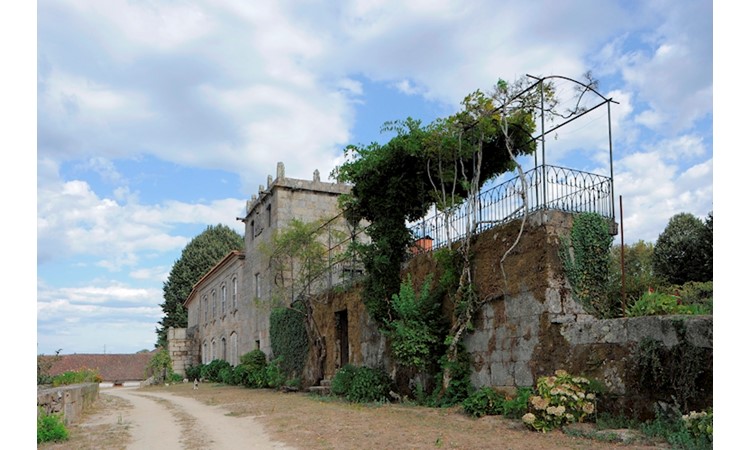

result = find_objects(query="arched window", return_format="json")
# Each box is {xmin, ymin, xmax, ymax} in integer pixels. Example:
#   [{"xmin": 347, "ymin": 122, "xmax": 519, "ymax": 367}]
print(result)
[
  {"xmin": 232, "ymin": 276, "xmax": 238, "ymax": 310},
  {"xmin": 221, "ymin": 337, "xmax": 227, "ymax": 361},
  {"xmin": 212, "ymin": 290, "xmax": 216, "ymax": 318},
  {"xmin": 211, "ymin": 339, "xmax": 216, "ymax": 361},
  {"xmin": 202, "ymin": 341, "xmax": 208, "ymax": 364},
  {"xmin": 221, "ymin": 284, "xmax": 227, "ymax": 316},
  {"xmin": 203, "ymin": 296, "xmax": 208, "ymax": 323},
  {"xmin": 230, "ymin": 332, "xmax": 238, "ymax": 366}
]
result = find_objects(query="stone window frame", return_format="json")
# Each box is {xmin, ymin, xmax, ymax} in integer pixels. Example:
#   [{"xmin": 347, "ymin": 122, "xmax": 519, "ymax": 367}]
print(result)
[
  {"xmin": 211, "ymin": 289, "xmax": 217, "ymax": 320},
  {"xmin": 221, "ymin": 283, "xmax": 227, "ymax": 317},
  {"xmin": 232, "ymin": 276, "xmax": 238, "ymax": 311},
  {"xmin": 203, "ymin": 295, "xmax": 208, "ymax": 324},
  {"xmin": 255, "ymin": 272, "xmax": 261, "ymax": 299}
]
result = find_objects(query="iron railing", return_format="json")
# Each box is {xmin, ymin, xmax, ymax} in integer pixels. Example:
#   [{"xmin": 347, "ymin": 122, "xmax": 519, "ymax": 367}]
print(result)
[{"xmin": 409, "ymin": 164, "xmax": 613, "ymax": 251}]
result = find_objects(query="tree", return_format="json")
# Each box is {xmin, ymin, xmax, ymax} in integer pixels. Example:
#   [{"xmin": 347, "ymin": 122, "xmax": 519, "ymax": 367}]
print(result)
[
  {"xmin": 653, "ymin": 212, "xmax": 712, "ymax": 285},
  {"xmin": 607, "ymin": 240, "xmax": 668, "ymax": 313},
  {"xmin": 261, "ymin": 218, "xmax": 342, "ymax": 384},
  {"xmin": 157, "ymin": 224, "xmax": 244, "ymax": 347}
]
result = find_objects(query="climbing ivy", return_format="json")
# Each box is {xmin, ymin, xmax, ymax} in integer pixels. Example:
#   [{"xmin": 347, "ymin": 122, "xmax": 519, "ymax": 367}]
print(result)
[
  {"xmin": 269, "ymin": 302, "xmax": 309, "ymax": 379},
  {"xmin": 560, "ymin": 212, "xmax": 615, "ymax": 317}
]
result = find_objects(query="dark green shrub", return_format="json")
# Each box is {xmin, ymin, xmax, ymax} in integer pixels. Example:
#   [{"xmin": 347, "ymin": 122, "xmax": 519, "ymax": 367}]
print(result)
[
  {"xmin": 676, "ymin": 281, "xmax": 712, "ymax": 312},
  {"xmin": 346, "ymin": 366, "xmax": 393, "ymax": 403},
  {"xmin": 185, "ymin": 364, "xmax": 203, "ymax": 381},
  {"xmin": 219, "ymin": 367, "xmax": 233, "ymax": 385},
  {"xmin": 265, "ymin": 357, "xmax": 286, "ymax": 389},
  {"xmin": 502, "ymin": 387, "xmax": 532, "ymax": 419},
  {"xmin": 37, "ymin": 408, "xmax": 69, "ymax": 443},
  {"xmin": 269, "ymin": 304, "xmax": 309, "ymax": 379},
  {"xmin": 240, "ymin": 350, "xmax": 268, "ymax": 388},
  {"xmin": 431, "ymin": 346, "xmax": 473, "ymax": 407},
  {"xmin": 330, "ymin": 364, "xmax": 358, "ymax": 396},
  {"xmin": 462, "ymin": 387, "xmax": 504, "ymax": 417},
  {"xmin": 200, "ymin": 359, "xmax": 231, "ymax": 382},
  {"xmin": 231, "ymin": 365, "xmax": 250, "ymax": 386}
]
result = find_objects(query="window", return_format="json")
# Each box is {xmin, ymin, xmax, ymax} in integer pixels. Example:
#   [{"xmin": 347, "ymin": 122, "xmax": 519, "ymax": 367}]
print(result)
[
  {"xmin": 230, "ymin": 332, "xmax": 238, "ymax": 366},
  {"xmin": 212, "ymin": 290, "xmax": 216, "ymax": 318},
  {"xmin": 250, "ymin": 220, "xmax": 255, "ymax": 239},
  {"xmin": 255, "ymin": 273, "xmax": 261, "ymax": 298},
  {"xmin": 266, "ymin": 203, "xmax": 272, "ymax": 227},
  {"xmin": 232, "ymin": 276, "xmax": 238, "ymax": 309},
  {"xmin": 221, "ymin": 337, "xmax": 227, "ymax": 361},
  {"xmin": 221, "ymin": 284, "xmax": 227, "ymax": 316},
  {"xmin": 203, "ymin": 296, "xmax": 208, "ymax": 322},
  {"xmin": 202, "ymin": 341, "xmax": 208, "ymax": 364}
]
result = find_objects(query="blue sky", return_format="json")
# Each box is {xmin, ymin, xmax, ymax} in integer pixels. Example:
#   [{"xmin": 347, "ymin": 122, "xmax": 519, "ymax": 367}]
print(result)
[{"xmin": 25, "ymin": 1, "xmax": 722, "ymax": 356}]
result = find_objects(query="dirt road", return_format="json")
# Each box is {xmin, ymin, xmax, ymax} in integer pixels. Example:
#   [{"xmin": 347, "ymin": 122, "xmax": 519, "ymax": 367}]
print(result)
[{"xmin": 101, "ymin": 387, "xmax": 294, "ymax": 450}]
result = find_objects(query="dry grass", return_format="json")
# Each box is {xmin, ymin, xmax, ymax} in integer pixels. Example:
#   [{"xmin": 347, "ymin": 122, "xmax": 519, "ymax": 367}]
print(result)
[
  {"xmin": 40, "ymin": 383, "xmax": 667, "ymax": 449},
  {"xmin": 151, "ymin": 383, "xmax": 665, "ymax": 450}
]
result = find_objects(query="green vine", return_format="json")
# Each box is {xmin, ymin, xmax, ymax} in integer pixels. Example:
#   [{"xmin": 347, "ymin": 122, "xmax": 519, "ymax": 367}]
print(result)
[
  {"xmin": 636, "ymin": 319, "xmax": 712, "ymax": 412},
  {"xmin": 269, "ymin": 302, "xmax": 309, "ymax": 379},
  {"xmin": 560, "ymin": 212, "xmax": 615, "ymax": 317}
]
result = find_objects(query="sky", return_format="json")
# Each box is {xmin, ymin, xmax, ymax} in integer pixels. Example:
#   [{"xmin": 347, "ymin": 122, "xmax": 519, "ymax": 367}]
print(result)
[{"xmin": 22, "ymin": 0, "xmax": 723, "ymax": 358}]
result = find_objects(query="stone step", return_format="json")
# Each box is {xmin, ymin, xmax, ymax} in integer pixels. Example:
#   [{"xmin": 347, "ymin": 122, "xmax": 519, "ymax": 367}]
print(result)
[{"xmin": 307, "ymin": 385, "xmax": 331, "ymax": 395}]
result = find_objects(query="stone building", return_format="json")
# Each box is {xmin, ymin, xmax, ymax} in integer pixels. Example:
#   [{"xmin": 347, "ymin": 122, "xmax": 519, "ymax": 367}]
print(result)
[{"xmin": 172, "ymin": 162, "xmax": 353, "ymax": 372}]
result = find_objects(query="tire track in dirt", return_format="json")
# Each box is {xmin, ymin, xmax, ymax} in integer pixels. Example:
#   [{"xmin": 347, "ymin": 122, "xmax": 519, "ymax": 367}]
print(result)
[{"xmin": 103, "ymin": 387, "xmax": 294, "ymax": 450}]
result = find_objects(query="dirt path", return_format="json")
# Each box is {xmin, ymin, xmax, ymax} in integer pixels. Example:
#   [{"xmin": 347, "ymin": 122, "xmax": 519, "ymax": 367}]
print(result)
[{"xmin": 102, "ymin": 387, "xmax": 294, "ymax": 450}]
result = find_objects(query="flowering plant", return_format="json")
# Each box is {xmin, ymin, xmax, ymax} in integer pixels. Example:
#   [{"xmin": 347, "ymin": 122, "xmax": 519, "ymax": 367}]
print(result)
[
  {"xmin": 682, "ymin": 408, "xmax": 712, "ymax": 442},
  {"xmin": 522, "ymin": 370, "xmax": 596, "ymax": 432}
]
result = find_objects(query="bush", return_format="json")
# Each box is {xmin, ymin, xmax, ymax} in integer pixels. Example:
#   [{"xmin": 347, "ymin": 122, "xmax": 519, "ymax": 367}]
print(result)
[
  {"xmin": 462, "ymin": 387, "xmax": 504, "ymax": 417},
  {"xmin": 51, "ymin": 368, "xmax": 102, "ymax": 386},
  {"xmin": 240, "ymin": 350, "xmax": 268, "ymax": 388},
  {"xmin": 346, "ymin": 366, "xmax": 393, "ymax": 403},
  {"xmin": 219, "ymin": 367, "xmax": 234, "ymax": 385},
  {"xmin": 502, "ymin": 387, "xmax": 532, "ymax": 419},
  {"xmin": 627, "ymin": 291, "xmax": 710, "ymax": 317},
  {"xmin": 330, "ymin": 364, "xmax": 358, "ymax": 396},
  {"xmin": 265, "ymin": 357, "xmax": 286, "ymax": 389},
  {"xmin": 641, "ymin": 408, "xmax": 713, "ymax": 450},
  {"xmin": 37, "ymin": 408, "xmax": 69, "ymax": 443},
  {"xmin": 185, "ymin": 364, "xmax": 203, "ymax": 381},
  {"xmin": 522, "ymin": 370, "xmax": 596, "ymax": 432},
  {"xmin": 200, "ymin": 359, "xmax": 231, "ymax": 382}
]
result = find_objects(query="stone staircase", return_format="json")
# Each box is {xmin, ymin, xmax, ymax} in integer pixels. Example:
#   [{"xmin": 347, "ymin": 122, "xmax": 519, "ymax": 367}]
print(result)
[{"xmin": 307, "ymin": 378, "xmax": 331, "ymax": 396}]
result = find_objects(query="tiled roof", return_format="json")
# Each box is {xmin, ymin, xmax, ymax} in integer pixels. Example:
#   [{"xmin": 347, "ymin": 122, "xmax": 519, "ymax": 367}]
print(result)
[{"xmin": 41, "ymin": 352, "xmax": 156, "ymax": 382}]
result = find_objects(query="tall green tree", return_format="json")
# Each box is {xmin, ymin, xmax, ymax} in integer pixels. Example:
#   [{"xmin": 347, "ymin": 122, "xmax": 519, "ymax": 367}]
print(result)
[
  {"xmin": 653, "ymin": 212, "xmax": 712, "ymax": 285},
  {"xmin": 157, "ymin": 224, "xmax": 244, "ymax": 347}
]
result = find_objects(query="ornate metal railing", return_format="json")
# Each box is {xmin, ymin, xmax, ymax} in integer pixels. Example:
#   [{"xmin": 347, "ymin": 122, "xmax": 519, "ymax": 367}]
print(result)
[{"xmin": 409, "ymin": 165, "xmax": 613, "ymax": 251}]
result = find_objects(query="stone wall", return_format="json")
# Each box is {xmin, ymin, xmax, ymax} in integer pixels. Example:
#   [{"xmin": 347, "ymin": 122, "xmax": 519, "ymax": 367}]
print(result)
[
  {"xmin": 168, "ymin": 327, "xmax": 195, "ymax": 377},
  {"xmin": 311, "ymin": 210, "xmax": 712, "ymax": 418},
  {"xmin": 37, "ymin": 383, "xmax": 99, "ymax": 425}
]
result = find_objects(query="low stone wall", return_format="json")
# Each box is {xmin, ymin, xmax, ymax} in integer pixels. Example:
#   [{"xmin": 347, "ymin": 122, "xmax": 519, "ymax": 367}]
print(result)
[{"xmin": 37, "ymin": 383, "xmax": 99, "ymax": 425}]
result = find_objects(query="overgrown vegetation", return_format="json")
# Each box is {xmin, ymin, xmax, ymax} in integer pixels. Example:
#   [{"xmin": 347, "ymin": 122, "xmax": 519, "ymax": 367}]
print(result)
[
  {"xmin": 522, "ymin": 370, "xmax": 597, "ymax": 433},
  {"xmin": 329, "ymin": 364, "xmax": 394, "ymax": 403},
  {"xmin": 560, "ymin": 212, "xmax": 615, "ymax": 317},
  {"xmin": 636, "ymin": 320, "xmax": 712, "ymax": 412},
  {"xmin": 51, "ymin": 368, "xmax": 102, "ymax": 386},
  {"xmin": 37, "ymin": 408, "xmax": 69, "ymax": 444},
  {"xmin": 269, "ymin": 302, "xmax": 309, "ymax": 381},
  {"xmin": 461, "ymin": 386, "xmax": 532, "ymax": 419},
  {"xmin": 145, "ymin": 347, "xmax": 174, "ymax": 384},
  {"xmin": 385, "ymin": 275, "xmax": 442, "ymax": 372},
  {"xmin": 640, "ymin": 408, "xmax": 713, "ymax": 450}
]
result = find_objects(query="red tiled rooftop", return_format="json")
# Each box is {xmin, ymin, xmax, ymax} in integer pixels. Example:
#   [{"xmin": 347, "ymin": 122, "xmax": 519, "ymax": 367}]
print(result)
[{"xmin": 41, "ymin": 352, "xmax": 156, "ymax": 382}]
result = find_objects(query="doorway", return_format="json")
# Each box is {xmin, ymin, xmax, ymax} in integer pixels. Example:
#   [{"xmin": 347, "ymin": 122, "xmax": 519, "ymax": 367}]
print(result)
[{"xmin": 334, "ymin": 309, "xmax": 349, "ymax": 367}]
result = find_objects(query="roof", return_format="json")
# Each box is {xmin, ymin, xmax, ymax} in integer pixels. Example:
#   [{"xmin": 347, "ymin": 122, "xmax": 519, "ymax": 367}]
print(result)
[
  {"xmin": 41, "ymin": 352, "xmax": 156, "ymax": 382},
  {"xmin": 184, "ymin": 250, "xmax": 245, "ymax": 307}
]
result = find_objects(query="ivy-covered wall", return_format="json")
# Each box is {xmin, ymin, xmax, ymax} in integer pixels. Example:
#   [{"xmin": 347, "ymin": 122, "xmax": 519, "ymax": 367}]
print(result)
[{"xmin": 307, "ymin": 210, "xmax": 712, "ymax": 418}]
